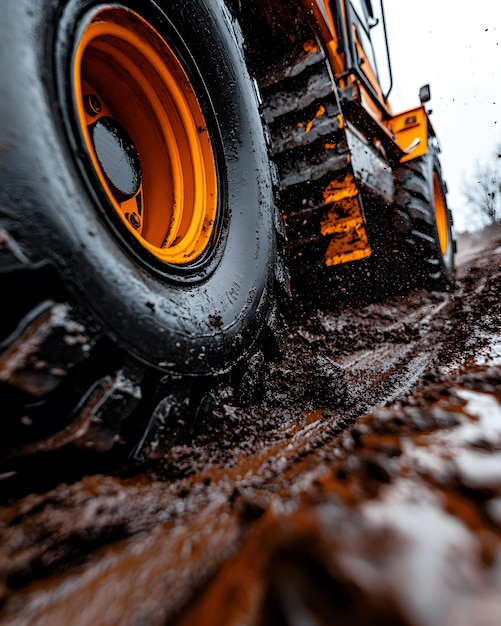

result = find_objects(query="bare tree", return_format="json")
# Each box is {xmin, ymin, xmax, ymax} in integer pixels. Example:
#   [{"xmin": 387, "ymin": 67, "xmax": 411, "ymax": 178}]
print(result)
[{"xmin": 463, "ymin": 145, "xmax": 501, "ymax": 225}]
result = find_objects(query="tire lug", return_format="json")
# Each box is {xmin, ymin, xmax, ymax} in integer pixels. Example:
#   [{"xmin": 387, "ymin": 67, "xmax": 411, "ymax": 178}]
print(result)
[{"xmin": 84, "ymin": 94, "xmax": 102, "ymax": 117}]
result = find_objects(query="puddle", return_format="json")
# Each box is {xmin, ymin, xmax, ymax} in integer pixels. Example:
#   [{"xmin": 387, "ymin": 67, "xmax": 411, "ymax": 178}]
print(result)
[
  {"xmin": 359, "ymin": 481, "xmax": 493, "ymax": 626},
  {"xmin": 475, "ymin": 333, "xmax": 501, "ymax": 366},
  {"xmin": 456, "ymin": 389, "xmax": 501, "ymax": 439}
]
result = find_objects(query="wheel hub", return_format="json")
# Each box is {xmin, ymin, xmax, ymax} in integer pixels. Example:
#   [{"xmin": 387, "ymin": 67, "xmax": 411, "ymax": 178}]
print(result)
[
  {"xmin": 90, "ymin": 116, "xmax": 142, "ymax": 203},
  {"xmin": 73, "ymin": 7, "xmax": 219, "ymax": 265}
]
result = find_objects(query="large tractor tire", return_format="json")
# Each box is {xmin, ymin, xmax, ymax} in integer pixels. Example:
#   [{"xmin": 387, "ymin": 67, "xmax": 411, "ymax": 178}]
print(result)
[
  {"xmin": 0, "ymin": 0, "xmax": 282, "ymax": 459},
  {"xmin": 394, "ymin": 139, "xmax": 456, "ymax": 290}
]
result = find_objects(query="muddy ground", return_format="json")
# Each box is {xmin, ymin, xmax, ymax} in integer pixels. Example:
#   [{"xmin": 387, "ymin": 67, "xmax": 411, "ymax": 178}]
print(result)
[{"xmin": 0, "ymin": 226, "xmax": 500, "ymax": 625}]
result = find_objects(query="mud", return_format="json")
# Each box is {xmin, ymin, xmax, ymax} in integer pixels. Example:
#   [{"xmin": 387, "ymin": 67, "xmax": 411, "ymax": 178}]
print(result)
[{"xmin": 0, "ymin": 226, "xmax": 500, "ymax": 625}]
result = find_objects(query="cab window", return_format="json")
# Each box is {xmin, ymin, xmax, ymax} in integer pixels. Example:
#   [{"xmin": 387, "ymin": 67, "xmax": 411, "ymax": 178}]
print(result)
[{"xmin": 349, "ymin": 0, "xmax": 379, "ymax": 81}]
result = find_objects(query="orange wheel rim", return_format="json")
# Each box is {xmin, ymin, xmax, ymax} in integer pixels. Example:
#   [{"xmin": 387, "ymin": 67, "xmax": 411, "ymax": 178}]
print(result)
[
  {"xmin": 433, "ymin": 173, "xmax": 449, "ymax": 255},
  {"xmin": 73, "ymin": 8, "xmax": 218, "ymax": 264}
]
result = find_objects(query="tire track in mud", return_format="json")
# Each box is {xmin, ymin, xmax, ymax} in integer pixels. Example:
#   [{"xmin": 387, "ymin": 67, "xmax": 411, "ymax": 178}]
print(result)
[
  {"xmin": 0, "ymin": 228, "xmax": 500, "ymax": 625},
  {"xmin": 177, "ymin": 365, "xmax": 501, "ymax": 626}
]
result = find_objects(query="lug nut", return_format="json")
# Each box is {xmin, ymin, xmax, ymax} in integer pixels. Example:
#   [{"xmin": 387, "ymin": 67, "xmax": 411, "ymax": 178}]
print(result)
[
  {"xmin": 126, "ymin": 212, "xmax": 141, "ymax": 230},
  {"xmin": 84, "ymin": 94, "xmax": 102, "ymax": 116}
]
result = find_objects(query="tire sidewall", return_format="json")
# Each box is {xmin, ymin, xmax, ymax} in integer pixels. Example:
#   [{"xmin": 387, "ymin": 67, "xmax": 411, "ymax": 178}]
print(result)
[{"xmin": 0, "ymin": 0, "xmax": 276, "ymax": 375}]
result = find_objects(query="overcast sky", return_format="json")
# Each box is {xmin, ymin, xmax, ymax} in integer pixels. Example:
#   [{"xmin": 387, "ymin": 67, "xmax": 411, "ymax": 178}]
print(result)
[{"xmin": 382, "ymin": 1, "xmax": 501, "ymax": 232}]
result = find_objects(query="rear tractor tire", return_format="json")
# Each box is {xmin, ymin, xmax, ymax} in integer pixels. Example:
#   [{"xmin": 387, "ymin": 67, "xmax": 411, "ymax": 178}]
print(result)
[
  {"xmin": 394, "ymin": 139, "xmax": 456, "ymax": 290},
  {"xmin": 0, "ymin": 0, "xmax": 282, "ymax": 460}
]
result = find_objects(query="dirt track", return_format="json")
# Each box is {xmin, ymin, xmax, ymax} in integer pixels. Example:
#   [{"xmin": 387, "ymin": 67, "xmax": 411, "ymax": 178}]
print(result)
[{"xmin": 1, "ymin": 227, "xmax": 500, "ymax": 625}]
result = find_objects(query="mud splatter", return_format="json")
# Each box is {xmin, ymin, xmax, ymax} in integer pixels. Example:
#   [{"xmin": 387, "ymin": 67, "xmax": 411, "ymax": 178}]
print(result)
[{"xmin": 0, "ymin": 227, "xmax": 500, "ymax": 625}]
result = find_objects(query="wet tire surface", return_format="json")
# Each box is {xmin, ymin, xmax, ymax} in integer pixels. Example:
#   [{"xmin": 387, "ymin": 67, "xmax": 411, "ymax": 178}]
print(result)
[{"xmin": 1, "ymin": 227, "xmax": 500, "ymax": 625}]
